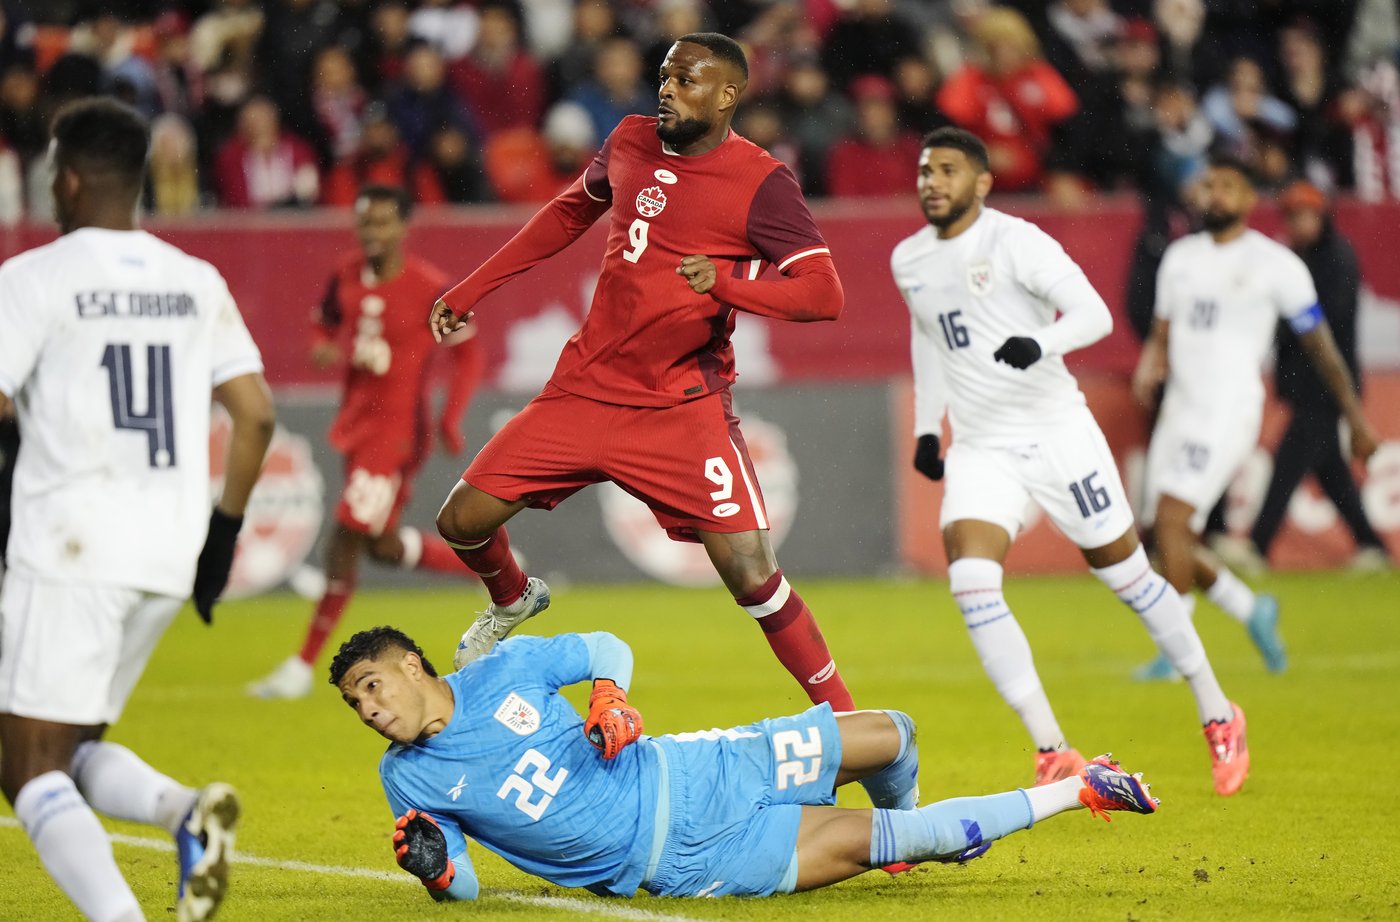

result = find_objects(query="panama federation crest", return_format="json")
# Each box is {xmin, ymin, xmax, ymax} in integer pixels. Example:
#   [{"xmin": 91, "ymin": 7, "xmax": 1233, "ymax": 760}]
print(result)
[
  {"xmin": 967, "ymin": 260, "xmax": 993, "ymax": 296},
  {"xmin": 494, "ymin": 692, "xmax": 541, "ymax": 736},
  {"xmin": 635, "ymin": 185, "xmax": 667, "ymax": 217}
]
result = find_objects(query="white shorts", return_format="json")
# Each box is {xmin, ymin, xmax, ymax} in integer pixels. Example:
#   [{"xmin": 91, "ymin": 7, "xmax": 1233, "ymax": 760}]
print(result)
[
  {"xmin": 941, "ymin": 414, "xmax": 1136, "ymax": 550},
  {"xmin": 1144, "ymin": 406, "xmax": 1261, "ymax": 533},
  {"xmin": 0, "ymin": 570, "xmax": 183, "ymax": 725}
]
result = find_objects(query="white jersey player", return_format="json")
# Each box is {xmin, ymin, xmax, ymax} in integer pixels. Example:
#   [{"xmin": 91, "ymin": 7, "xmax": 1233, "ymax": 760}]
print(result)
[
  {"xmin": 1132, "ymin": 154, "xmax": 1378, "ymax": 678},
  {"xmin": 893, "ymin": 128, "xmax": 1248, "ymax": 797},
  {"xmin": 0, "ymin": 99, "xmax": 274, "ymax": 922}
]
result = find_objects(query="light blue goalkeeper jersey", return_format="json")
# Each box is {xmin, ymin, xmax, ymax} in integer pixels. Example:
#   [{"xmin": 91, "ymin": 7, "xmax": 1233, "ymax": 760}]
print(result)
[{"xmin": 378, "ymin": 633, "xmax": 659, "ymax": 898}]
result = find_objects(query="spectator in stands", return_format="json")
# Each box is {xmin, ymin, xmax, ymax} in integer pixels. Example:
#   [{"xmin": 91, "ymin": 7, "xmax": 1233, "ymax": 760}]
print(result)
[
  {"xmin": 254, "ymin": 0, "xmax": 349, "ymax": 145},
  {"xmin": 483, "ymin": 100, "xmax": 595, "ymax": 203},
  {"xmin": 825, "ymin": 75, "xmax": 923, "ymax": 197},
  {"xmin": 821, "ymin": 0, "xmax": 922, "ymax": 90},
  {"xmin": 0, "ymin": 64, "xmax": 45, "ymax": 164},
  {"xmin": 1237, "ymin": 181, "xmax": 1392, "ymax": 572},
  {"xmin": 0, "ymin": 6, "xmax": 35, "ymax": 77},
  {"xmin": 69, "ymin": 13, "xmax": 159, "ymax": 117},
  {"xmin": 150, "ymin": 10, "xmax": 202, "ymax": 122},
  {"xmin": 735, "ymin": 101, "xmax": 801, "ymax": 179},
  {"xmin": 213, "ymin": 95, "xmax": 320, "ymax": 208},
  {"xmin": 408, "ymin": 0, "xmax": 480, "ymax": 62},
  {"xmin": 777, "ymin": 54, "xmax": 854, "ymax": 196},
  {"xmin": 1279, "ymin": 18, "xmax": 1353, "ymax": 190},
  {"xmin": 313, "ymin": 45, "xmax": 368, "ymax": 166},
  {"xmin": 1154, "ymin": 0, "xmax": 1221, "ymax": 90},
  {"xmin": 422, "ymin": 124, "xmax": 492, "ymax": 203},
  {"xmin": 937, "ymin": 7, "xmax": 1078, "ymax": 192},
  {"xmin": 644, "ymin": 0, "xmax": 707, "ymax": 77},
  {"xmin": 1201, "ymin": 57, "xmax": 1296, "ymax": 152},
  {"xmin": 0, "ymin": 134, "xmax": 20, "ymax": 225},
  {"xmin": 449, "ymin": 1, "xmax": 545, "ymax": 136},
  {"xmin": 548, "ymin": 0, "xmax": 619, "ymax": 102},
  {"xmin": 147, "ymin": 113, "xmax": 201, "ymax": 216},
  {"xmin": 387, "ymin": 42, "xmax": 473, "ymax": 159},
  {"xmin": 1043, "ymin": 0, "xmax": 1122, "ymax": 89},
  {"xmin": 190, "ymin": 0, "xmax": 264, "ymax": 78},
  {"xmin": 891, "ymin": 55, "xmax": 948, "ymax": 137},
  {"xmin": 323, "ymin": 102, "xmax": 418, "ymax": 206},
  {"xmin": 566, "ymin": 35, "xmax": 653, "ymax": 142},
  {"xmin": 366, "ymin": 1, "xmax": 413, "ymax": 90}
]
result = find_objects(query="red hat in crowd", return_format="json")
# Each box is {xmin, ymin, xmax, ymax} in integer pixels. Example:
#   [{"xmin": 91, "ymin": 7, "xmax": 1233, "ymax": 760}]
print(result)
[
  {"xmin": 1120, "ymin": 17, "xmax": 1157, "ymax": 45},
  {"xmin": 849, "ymin": 74, "xmax": 896, "ymax": 104},
  {"xmin": 1278, "ymin": 179, "xmax": 1328, "ymax": 213}
]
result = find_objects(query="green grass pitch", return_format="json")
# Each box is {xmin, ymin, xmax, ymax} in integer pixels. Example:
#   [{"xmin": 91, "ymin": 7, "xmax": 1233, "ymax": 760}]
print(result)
[{"xmin": 1, "ymin": 571, "xmax": 1397, "ymax": 921}]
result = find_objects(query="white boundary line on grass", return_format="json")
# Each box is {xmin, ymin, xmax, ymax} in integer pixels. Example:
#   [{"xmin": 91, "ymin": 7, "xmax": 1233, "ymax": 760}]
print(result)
[{"xmin": 0, "ymin": 817, "xmax": 702, "ymax": 922}]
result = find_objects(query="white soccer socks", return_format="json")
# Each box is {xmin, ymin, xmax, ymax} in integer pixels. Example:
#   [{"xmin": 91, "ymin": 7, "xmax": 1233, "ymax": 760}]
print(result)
[
  {"xmin": 948, "ymin": 558, "xmax": 1066, "ymax": 751},
  {"xmin": 1206, "ymin": 566, "xmax": 1256, "ymax": 623},
  {"xmin": 1091, "ymin": 547, "xmax": 1233, "ymax": 724},
  {"xmin": 72, "ymin": 741, "xmax": 197, "ymax": 837},
  {"xmin": 15, "ymin": 770, "xmax": 143, "ymax": 922}
]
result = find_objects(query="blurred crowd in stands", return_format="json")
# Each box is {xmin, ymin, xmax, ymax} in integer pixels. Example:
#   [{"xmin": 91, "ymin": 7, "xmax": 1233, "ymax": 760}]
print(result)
[{"xmin": 0, "ymin": 0, "xmax": 1398, "ymax": 221}]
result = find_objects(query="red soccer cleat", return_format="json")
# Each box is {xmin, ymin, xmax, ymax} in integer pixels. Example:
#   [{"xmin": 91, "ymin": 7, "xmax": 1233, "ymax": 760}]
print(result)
[
  {"xmin": 1034, "ymin": 747, "xmax": 1085, "ymax": 786},
  {"xmin": 1203, "ymin": 703, "xmax": 1250, "ymax": 796}
]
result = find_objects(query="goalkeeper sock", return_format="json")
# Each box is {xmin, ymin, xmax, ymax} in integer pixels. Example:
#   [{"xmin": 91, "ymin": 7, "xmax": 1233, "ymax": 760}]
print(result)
[
  {"xmin": 737, "ymin": 571, "xmax": 854, "ymax": 711},
  {"xmin": 15, "ymin": 771, "xmax": 141, "ymax": 922},
  {"xmin": 950, "ymin": 558, "xmax": 1066, "ymax": 751},
  {"xmin": 299, "ymin": 578, "xmax": 354, "ymax": 665},
  {"xmin": 869, "ymin": 791, "xmax": 1032, "ymax": 866},
  {"xmin": 442, "ymin": 526, "xmax": 528, "ymax": 606},
  {"xmin": 1091, "ymin": 547, "xmax": 1232, "ymax": 724},
  {"xmin": 1021, "ymin": 775, "xmax": 1085, "ymax": 822},
  {"xmin": 859, "ymin": 710, "xmax": 920, "ymax": 810},
  {"xmin": 1206, "ymin": 567, "xmax": 1255, "ymax": 624},
  {"xmin": 72, "ymin": 741, "xmax": 197, "ymax": 837}
]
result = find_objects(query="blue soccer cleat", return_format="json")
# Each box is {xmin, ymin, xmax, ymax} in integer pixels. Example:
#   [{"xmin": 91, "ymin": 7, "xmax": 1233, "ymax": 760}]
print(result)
[
  {"xmin": 1246, "ymin": 594, "xmax": 1287, "ymax": 673},
  {"xmin": 1132, "ymin": 652, "xmax": 1181, "ymax": 683},
  {"xmin": 454, "ymin": 577, "xmax": 552, "ymax": 669},
  {"xmin": 176, "ymin": 783, "xmax": 240, "ymax": 922},
  {"xmin": 1078, "ymin": 754, "xmax": 1159, "ymax": 821}
]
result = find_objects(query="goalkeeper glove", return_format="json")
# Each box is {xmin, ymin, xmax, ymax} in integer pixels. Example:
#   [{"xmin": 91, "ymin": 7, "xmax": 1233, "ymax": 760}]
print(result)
[
  {"xmin": 993, "ymin": 336, "xmax": 1043, "ymax": 370},
  {"xmin": 912, "ymin": 433, "xmax": 944, "ymax": 481},
  {"xmin": 393, "ymin": 810, "xmax": 455, "ymax": 891},
  {"xmin": 584, "ymin": 679, "xmax": 643, "ymax": 760},
  {"xmin": 192, "ymin": 508, "xmax": 243, "ymax": 625}
]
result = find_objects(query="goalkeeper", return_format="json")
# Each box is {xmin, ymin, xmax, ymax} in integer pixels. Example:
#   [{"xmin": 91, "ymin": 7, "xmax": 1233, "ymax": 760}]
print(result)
[{"xmin": 331, "ymin": 627, "xmax": 1158, "ymax": 900}]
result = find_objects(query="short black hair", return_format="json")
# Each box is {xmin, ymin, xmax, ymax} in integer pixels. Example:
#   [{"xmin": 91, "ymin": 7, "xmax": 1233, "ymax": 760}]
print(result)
[
  {"xmin": 51, "ymin": 96, "xmax": 149, "ymax": 185},
  {"xmin": 328, "ymin": 626, "xmax": 438, "ymax": 687},
  {"xmin": 921, "ymin": 126, "xmax": 989, "ymax": 172},
  {"xmin": 1207, "ymin": 150, "xmax": 1258, "ymax": 187},
  {"xmin": 676, "ymin": 32, "xmax": 748, "ymax": 80},
  {"xmin": 356, "ymin": 184, "xmax": 413, "ymax": 220}
]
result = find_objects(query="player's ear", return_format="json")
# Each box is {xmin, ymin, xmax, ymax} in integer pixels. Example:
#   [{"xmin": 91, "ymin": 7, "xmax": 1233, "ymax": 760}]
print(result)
[{"xmin": 975, "ymin": 169, "xmax": 993, "ymax": 200}]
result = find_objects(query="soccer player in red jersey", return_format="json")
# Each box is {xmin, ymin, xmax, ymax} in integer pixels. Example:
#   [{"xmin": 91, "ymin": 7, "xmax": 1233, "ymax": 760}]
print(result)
[
  {"xmin": 428, "ymin": 33, "xmax": 855, "ymax": 711},
  {"xmin": 250, "ymin": 185, "xmax": 481, "ymax": 699}
]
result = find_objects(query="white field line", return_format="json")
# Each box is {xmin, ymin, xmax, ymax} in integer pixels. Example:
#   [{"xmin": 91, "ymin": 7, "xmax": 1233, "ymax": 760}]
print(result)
[{"xmin": 0, "ymin": 817, "xmax": 702, "ymax": 922}]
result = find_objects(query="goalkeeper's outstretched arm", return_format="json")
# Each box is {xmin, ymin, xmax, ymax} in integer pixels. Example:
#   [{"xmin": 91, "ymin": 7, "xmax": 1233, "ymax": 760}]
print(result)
[{"xmin": 391, "ymin": 809, "xmax": 480, "ymax": 902}]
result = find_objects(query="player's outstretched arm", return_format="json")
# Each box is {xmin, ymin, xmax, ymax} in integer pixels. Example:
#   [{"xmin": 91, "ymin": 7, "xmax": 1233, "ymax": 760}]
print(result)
[
  {"xmin": 193, "ymin": 372, "xmax": 275, "ymax": 623},
  {"xmin": 1298, "ymin": 321, "xmax": 1380, "ymax": 462},
  {"xmin": 393, "ymin": 810, "xmax": 480, "ymax": 902},
  {"xmin": 431, "ymin": 175, "xmax": 611, "ymax": 340}
]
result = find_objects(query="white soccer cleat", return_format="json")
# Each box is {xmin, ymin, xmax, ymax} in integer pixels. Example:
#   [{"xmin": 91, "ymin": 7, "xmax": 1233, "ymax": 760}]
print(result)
[
  {"xmin": 453, "ymin": 577, "xmax": 551, "ymax": 670},
  {"xmin": 245, "ymin": 655, "xmax": 314, "ymax": 700}
]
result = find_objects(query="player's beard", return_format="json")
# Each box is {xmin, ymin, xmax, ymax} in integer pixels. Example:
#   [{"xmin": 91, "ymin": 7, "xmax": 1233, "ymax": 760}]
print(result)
[
  {"xmin": 924, "ymin": 192, "xmax": 975, "ymax": 230},
  {"xmin": 657, "ymin": 114, "xmax": 711, "ymax": 149},
  {"xmin": 1201, "ymin": 208, "xmax": 1240, "ymax": 233}
]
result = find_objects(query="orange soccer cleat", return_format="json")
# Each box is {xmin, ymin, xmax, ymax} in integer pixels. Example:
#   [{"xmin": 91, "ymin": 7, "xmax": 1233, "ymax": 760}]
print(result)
[
  {"xmin": 1203, "ymin": 703, "xmax": 1250, "ymax": 796},
  {"xmin": 1034, "ymin": 747, "xmax": 1086, "ymax": 786}
]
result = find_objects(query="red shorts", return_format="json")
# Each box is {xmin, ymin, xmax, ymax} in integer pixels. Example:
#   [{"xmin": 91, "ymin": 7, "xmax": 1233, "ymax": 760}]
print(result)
[
  {"xmin": 465, "ymin": 384, "xmax": 768, "ymax": 542},
  {"xmin": 336, "ymin": 441, "xmax": 425, "ymax": 538}
]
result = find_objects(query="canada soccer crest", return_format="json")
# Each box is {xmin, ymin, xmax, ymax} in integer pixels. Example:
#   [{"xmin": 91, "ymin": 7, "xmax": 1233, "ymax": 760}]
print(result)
[
  {"xmin": 635, "ymin": 185, "xmax": 667, "ymax": 217},
  {"xmin": 967, "ymin": 261, "xmax": 993, "ymax": 296},
  {"xmin": 209, "ymin": 406, "xmax": 324, "ymax": 598}
]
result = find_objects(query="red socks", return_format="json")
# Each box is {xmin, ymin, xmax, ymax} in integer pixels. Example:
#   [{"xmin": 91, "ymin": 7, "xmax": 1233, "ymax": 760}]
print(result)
[
  {"xmin": 299, "ymin": 579, "xmax": 354, "ymax": 665},
  {"xmin": 736, "ymin": 570, "xmax": 854, "ymax": 711},
  {"xmin": 441, "ymin": 526, "xmax": 528, "ymax": 606}
]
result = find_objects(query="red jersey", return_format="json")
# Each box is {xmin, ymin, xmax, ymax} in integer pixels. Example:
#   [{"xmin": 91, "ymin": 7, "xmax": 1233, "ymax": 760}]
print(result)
[
  {"xmin": 315, "ymin": 255, "xmax": 454, "ymax": 459},
  {"xmin": 443, "ymin": 115, "xmax": 843, "ymax": 407}
]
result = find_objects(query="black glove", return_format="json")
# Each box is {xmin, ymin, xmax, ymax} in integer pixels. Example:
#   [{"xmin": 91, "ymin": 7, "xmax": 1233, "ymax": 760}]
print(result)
[
  {"xmin": 393, "ymin": 810, "xmax": 455, "ymax": 890},
  {"xmin": 993, "ymin": 336, "xmax": 1043, "ymax": 370},
  {"xmin": 192, "ymin": 508, "xmax": 243, "ymax": 624},
  {"xmin": 913, "ymin": 433, "xmax": 944, "ymax": 481}
]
